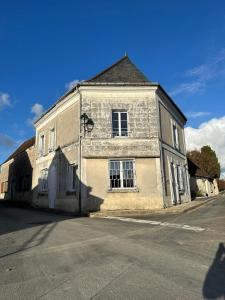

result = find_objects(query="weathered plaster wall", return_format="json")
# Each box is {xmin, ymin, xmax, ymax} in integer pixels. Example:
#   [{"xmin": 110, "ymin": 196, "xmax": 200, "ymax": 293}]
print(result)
[
  {"xmin": 33, "ymin": 93, "xmax": 80, "ymax": 212},
  {"xmin": 80, "ymin": 87, "xmax": 160, "ymax": 158},
  {"xmin": 0, "ymin": 159, "xmax": 12, "ymax": 200},
  {"xmin": 161, "ymin": 148, "xmax": 190, "ymax": 207},
  {"xmin": 83, "ymin": 157, "xmax": 164, "ymax": 211},
  {"xmin": 159, "ymin": 102, "xmax": 185, "ymax": 155},
  {"xmin": 190, "ymin": 177, "xmax": 219, "ymax": 197}
]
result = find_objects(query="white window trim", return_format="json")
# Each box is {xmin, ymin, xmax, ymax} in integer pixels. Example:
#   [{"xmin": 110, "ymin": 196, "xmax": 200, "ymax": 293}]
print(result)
[
  {"xmin": 112, "ymin": 111, "xmax": 128, "ymax": 138},
  {"xmin": 49, "ymin": 126, "xmax": 56, "ymax": 152},
  {"xmin": 171, "ymin": 120, "xmax": 179, "ymax": 150},
  {"xmin": 109, "ymin": 159, "xmax": 136, "ymax": 190},
  {"xmin": 39, "ymin": 168, "xmax": 48, "ymax": 192},
  {"xmin": 177, "ymin": 165, "xmax": 185, "ymax": 193},
  {"xmin": 38, "ymin": 132, "xmax": 45, "ymax": 156}
]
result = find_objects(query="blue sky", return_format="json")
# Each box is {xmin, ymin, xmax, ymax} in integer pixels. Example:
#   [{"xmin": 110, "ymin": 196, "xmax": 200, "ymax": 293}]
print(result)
[{"xmin": 1, "ymin": 0, "xmax": 225, "ymax": 172}]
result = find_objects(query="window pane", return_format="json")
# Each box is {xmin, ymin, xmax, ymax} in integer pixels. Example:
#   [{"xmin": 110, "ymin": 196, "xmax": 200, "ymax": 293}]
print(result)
[
  {"xmin": 112, "ymin": 112, "xmax": 118, "ymax": 121},
  {"xmin": 112, "ymin": 111, "xmax": 128, "ymax": 137},
  {"xmin": 121, "ymin": 112, "xmax": 127, "ymax": 121},
  {"xmin": 112, "ymin": 112, "xmax": 119, "ymax": 136},
  {"xmin": 110, "ymin": 160, "xmax": 121, "ymax": 188},
  {"xmin": 122, "ymin": 160, "xmax": 134, "ymax": 188}
]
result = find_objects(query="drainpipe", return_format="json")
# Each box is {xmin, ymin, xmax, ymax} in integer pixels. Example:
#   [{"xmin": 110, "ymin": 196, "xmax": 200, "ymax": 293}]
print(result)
[{"xmin": 77, "ymin": 85, "xmax": 82, "ymax": 215}]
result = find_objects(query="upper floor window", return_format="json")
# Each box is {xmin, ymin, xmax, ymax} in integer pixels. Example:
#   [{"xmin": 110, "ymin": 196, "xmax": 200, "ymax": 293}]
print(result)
[
  {"xmin": 109, "ymin": 159, "xmax": 135, "ymax": 189},
  {"xmin": 49, "ymin": 128, "xmax": 56, "ymax": 152},
  {"xmin": 39, "ymin": 134, "xmax": 45, "ymax": 156},
  {"xmin": 112, "ymin": 111, "xmax": 128, "ymax": 137},
  {"xmin": 172, "ymin": 122, "xmax": 179, "ymax": 150}
]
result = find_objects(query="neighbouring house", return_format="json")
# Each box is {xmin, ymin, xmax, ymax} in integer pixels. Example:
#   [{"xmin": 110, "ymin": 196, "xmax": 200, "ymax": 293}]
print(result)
[
  {"xmin": 187, "ymin": 157, "xmax": 219, "ymax": 198},
  {"xmin": 0, "ymin": 137, "xmax": 35, "ymax": 204},
  {"xmin": 32, "ymin": 55, "xmax": 191, "ymax": 213}
]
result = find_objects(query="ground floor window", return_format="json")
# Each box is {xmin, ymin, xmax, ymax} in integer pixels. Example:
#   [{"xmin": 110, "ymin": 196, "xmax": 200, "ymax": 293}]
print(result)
[
  {"xmin": 39, "ymin": 169, "xmax": 48, "ymax": 192},
  {"xmin": 177, "ymin": 165, "xmax": 185, "ymax": 194},
  {"xmin": 109, "ymin": 159, "xmax": 135, "ymax": 189},
  {"xmin": 67, "ymin": 164, "xmax": 76, "ymax": 192}
]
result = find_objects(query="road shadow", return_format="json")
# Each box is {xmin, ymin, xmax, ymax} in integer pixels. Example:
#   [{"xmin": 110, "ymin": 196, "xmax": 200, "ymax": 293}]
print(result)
[
  {"xmin": 203, "ymin": 242, "xmax": 225, "ymax": 299},
  {"xmin": 0, "ymin": 203, "xmax": 75, "ymax": 259}
]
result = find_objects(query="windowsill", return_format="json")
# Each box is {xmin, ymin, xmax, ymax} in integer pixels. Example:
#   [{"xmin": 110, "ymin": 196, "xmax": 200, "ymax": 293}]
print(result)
[
  {"xmin": 108, "ymin": 188, "xmax": 139, "ymax": 193},
  {"xmin": 112, "ymin": 136, "xmax": 129, "ymax": 139}
]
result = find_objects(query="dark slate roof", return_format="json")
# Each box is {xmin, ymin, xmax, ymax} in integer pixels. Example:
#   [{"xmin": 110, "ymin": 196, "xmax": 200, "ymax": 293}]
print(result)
[
  {"xmin": 87, "ymin": 56, "xmax": 150, "ymax": 83},
  {"xmin": 3, "ymin": 137, "xmax": 35, "ymax": 164},
  {"xmin": 187, "ymin": 157, "xmax": 212, "ymax": 179},
  {"xmin": 35, "ymin": 55, "xmax": 187, "ymax": 124}
]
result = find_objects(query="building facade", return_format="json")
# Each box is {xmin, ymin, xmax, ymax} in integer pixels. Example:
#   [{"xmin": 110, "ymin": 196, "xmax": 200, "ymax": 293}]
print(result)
[
  {"xmin": 0, "ymin": 137, "xmax": 35, "ymax": 203},
  {"xmin": 188, "ymin": 157, "xmax": 219, "ymax": 198},
  {"xmin": 32, "ymin": 56, "xmax": 191, "ymax": 213}
]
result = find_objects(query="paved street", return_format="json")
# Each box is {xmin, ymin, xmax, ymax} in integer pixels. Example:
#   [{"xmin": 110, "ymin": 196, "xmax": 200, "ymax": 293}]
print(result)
[{"xmin": 0, "ymin": 197, "xmax": 225, "ymax": 300}]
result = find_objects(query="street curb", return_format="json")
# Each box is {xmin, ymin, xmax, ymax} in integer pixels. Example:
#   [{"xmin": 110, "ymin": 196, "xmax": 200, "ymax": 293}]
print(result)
[
  {"xmin": 89, "ymin": 196, "xmax": 220, "ymax": 218},
  {"xmin": 179, "ymin": 196, "xmax": 219, "ymax": 214}
]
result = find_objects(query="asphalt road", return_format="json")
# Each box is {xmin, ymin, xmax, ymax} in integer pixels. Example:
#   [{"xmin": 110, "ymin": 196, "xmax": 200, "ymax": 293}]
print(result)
[{"xmin": 0, "ymin": 196, "xmax": 225, "ymax": 300}]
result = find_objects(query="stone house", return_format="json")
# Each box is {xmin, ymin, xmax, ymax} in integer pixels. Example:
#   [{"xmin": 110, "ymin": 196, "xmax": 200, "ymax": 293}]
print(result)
[
  {"xmin": 188, "ymin": 157, "xmax": 219, "ymax": 198},
  {"xmin": 0, "ymin": 137, "xmax": 35, "ymax": 203},
  {"xmin": 32, "ymin": 56, "xmax": 191, "ymax": 213}
]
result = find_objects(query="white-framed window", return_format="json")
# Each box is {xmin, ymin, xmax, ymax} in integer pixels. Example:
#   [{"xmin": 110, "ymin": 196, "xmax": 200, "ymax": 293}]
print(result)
[
  {"xmin": 67, "ymin": 164, "xmax": 76, "ymax": 191},
  {"xmin": 112, "ymin": 111, "xmax": 128, "ymax": 137},
  {"xmin": 49, "ymin": 127, "xmax": 56, "ymax": 152},
  {"xmin": 177, "ymin": 165, "xmax": 184, "ymax": 193},
  {"xmin": 109, "ymin": 159, "xmax": 135, "ymax": 189},
  {"xmin": 38, "ymin": 133, "xmax": 45, "ymax": 156},
  {"xmin": 39, "ymin": 169, "xmax": 48, "ymax": 192},
  {"xmin": 172, "ymin": 122, "xmax": 179, "ymax": 150}
]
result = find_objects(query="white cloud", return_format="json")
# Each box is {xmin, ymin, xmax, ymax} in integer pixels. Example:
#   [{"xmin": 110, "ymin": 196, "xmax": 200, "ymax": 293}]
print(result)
[
  {"xmin": 171, "ymin": 48, "xmax": 225, "ymax": 96},
  {"xmin": 27, "ymin": 103, "xmax": 44, "ymax": 126},
  {"xmin": 0, "ymin": 92, "xmax": 11, "ymax": 110},
  {"xmin": 31, "ymin": 103, "xmax": 44, "ymax": 118},
  {"xmin": 170, "ymin": 82, "xmax": 204, "ymax": 96},
  {"xmin": 185, "ymin": 115, "xmax": 225, "ymax": 175},
  {"xmin": 65, "ymin": 79, "xmax": 83, "ymax": 91},
  {"xmin": 186, "ymin": 111, "xmax": 210, "ymax": 118}
]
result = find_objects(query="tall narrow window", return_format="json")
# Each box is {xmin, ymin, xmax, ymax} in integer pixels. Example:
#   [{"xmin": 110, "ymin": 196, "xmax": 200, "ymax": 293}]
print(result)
[
  {"xmin": 49, "ymin": 128, "xmax": 56, "ymax": 152},
  {"xmin": 39, "ymin": 134, "xmax": 45, "ymax": 156},
  {"xmin": 109, "ymin": 160, "xmax": 135, "ymax": 189},
  {"xmin": 39, "ymin": 169, "xmax": 48, "ymax": 192},
  {"xmin": 172, "ymin": 123, "xmax": 179, "ymax": 150},
  {"xmin": 177, "ymin": 165, "xmax": 184, "ymax": 193},
  {"xmin": 112, "ymin": 111, "xmax": 128, "ymax": 137},
  {"xmin": 67, "ymin": 164, "xmax": 76, "ymax": 191}
]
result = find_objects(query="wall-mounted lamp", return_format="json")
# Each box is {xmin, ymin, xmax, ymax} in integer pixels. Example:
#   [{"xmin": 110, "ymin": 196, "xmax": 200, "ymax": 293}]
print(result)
[{"xmin": 80, "ymin": 113, "xmax": 94, "ymax": 134}]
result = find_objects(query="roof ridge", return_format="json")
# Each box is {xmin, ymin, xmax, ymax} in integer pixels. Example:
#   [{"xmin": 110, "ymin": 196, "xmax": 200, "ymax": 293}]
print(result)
[
  {"xmin": 3, "ymin": 136, "xmax": 35, "ymax": 164},
  {"xmin": 187, "ymin": 156, "xmax": 211, "ymax": 178},
  {"xmin": 86, "ymin": 55, "xmax": 128, "ymax": 82}
]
